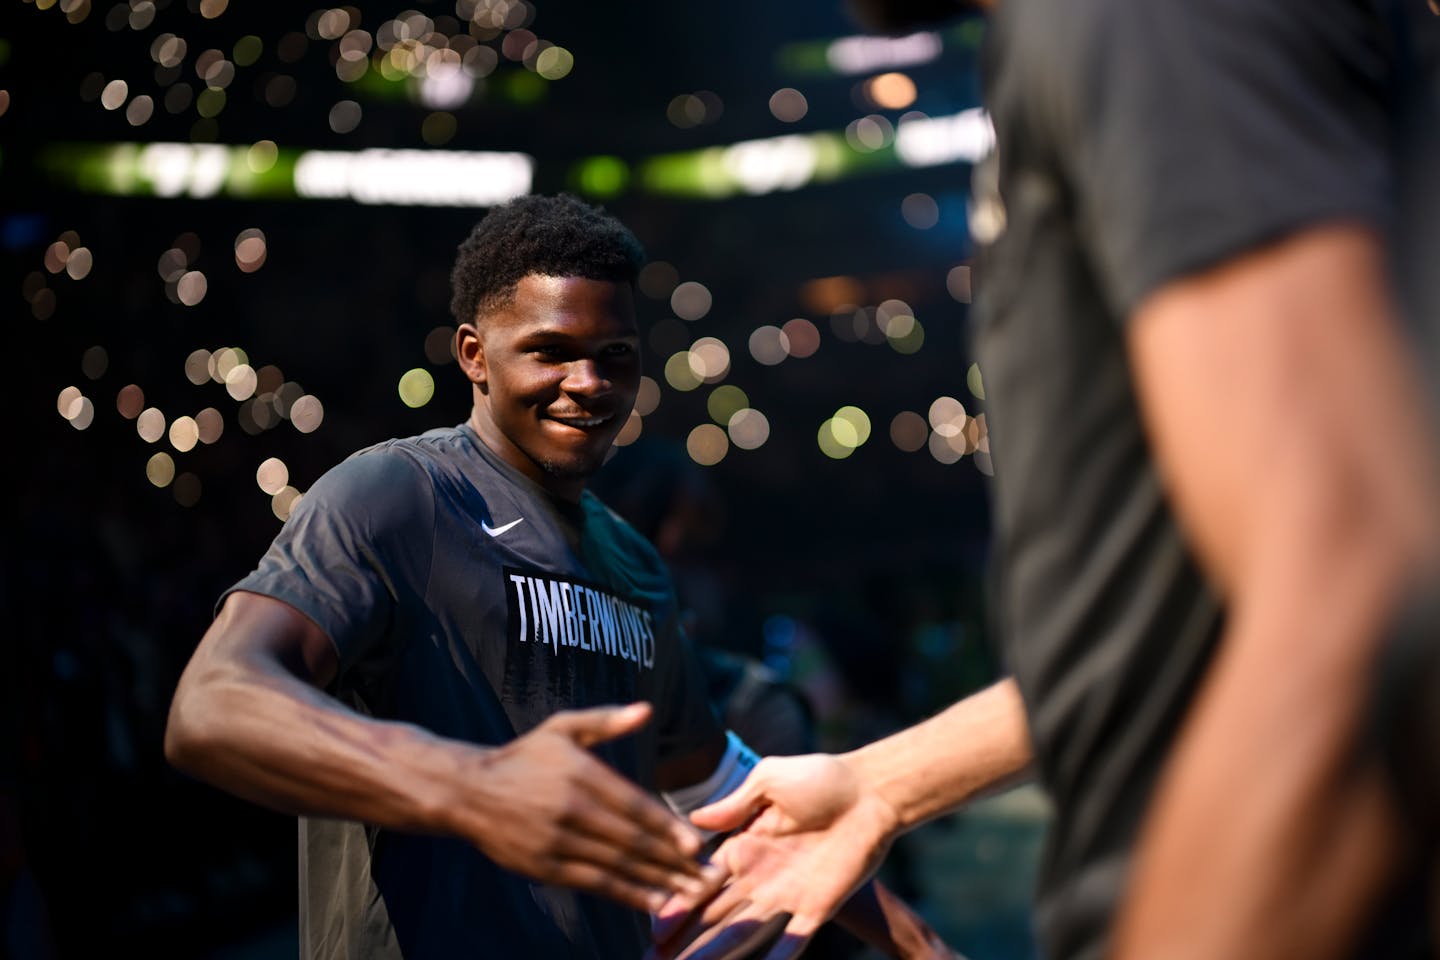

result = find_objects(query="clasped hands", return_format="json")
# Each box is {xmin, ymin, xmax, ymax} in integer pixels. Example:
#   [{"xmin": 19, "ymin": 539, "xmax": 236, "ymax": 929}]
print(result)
[{"xmin": 645, "ymin": 752, "xmax": 903, "ymax": 960}]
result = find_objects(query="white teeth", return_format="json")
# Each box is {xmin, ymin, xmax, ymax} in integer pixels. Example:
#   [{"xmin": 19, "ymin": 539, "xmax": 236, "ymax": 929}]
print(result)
[{"xmin": 554, "ymin": 415, "xmax": 609, "ymax": 428}]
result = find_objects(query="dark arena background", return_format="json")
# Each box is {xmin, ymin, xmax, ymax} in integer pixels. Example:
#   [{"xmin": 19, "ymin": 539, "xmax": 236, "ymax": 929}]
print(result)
[{"xmin": 3, "ymin": 1, "xmax": 1049, "ymax": 956}]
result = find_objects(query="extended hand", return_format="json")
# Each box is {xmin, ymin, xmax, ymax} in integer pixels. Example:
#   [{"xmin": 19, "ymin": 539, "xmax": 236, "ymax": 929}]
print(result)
[
  {"xmin": 460, "ymin": 702, "xmax": 717, "ymax": 913},
  {"xmin": 649, "ymin": 753, "xmax": 901, "ymax": 960}
]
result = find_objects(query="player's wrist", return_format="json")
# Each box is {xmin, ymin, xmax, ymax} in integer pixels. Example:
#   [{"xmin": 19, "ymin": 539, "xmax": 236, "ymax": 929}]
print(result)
[
  {"xmin": 838, "ymin": 748, "xmax": 904, "ymax": 840},
  {"xmin": 423, "ymin": 736, "xmax": 501, "ymax": 843}
]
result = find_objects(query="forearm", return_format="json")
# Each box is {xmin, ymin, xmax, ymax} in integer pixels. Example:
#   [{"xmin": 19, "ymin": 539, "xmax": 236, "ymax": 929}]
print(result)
[
  {"xmin": 844, "ymin": 678, "xmax": 1031, "ymax": 832},
  {"xmin": 1118, "ymin": 226, "xmax": 1440, "ymax": 958},
  {"xmin": 166, "ymin": 644, "xmax": 473, "ymax": 837},
  {"xmin": 1115, "ymin": 515, "xmax": 1418, "ymax": 959}
]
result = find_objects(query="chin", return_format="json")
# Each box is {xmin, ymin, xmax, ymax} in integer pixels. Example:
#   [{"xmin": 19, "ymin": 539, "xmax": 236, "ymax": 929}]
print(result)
[{"xmin": 538, "ymin": 447, "xmax": 610, "ymax": 484}]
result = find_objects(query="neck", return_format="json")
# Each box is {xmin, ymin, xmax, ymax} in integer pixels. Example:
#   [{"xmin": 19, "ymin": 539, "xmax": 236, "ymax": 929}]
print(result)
[{"xmin": 467, "ymin": 406, "xmax": 586, "ymax": 503}]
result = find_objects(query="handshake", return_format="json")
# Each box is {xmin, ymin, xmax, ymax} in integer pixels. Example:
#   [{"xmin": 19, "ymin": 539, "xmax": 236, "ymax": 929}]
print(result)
[{"xmin": 643, "ymin": 752, "xmax": 959, "ymax": 960}]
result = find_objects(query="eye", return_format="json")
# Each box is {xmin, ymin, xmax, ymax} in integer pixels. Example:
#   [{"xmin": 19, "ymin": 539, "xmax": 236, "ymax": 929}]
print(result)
[{"xmin": 603, "ymin": 343, "xmax": 636, "ymax": 357}]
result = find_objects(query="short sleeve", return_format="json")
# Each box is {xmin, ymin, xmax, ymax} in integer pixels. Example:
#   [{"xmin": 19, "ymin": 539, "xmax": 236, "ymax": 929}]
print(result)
[
  {"xmin": 223, "ymin": 444, "xmax": 436, "ymax": 673},
  {"xmin": 1052, "ymin": 0, "xmax": 1392, "ymax": 316}
]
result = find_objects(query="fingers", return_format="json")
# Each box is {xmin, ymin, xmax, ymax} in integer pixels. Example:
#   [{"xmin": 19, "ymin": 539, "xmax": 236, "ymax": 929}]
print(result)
[
  {"xmin": 691, "ymin": 772, "xmax": 765, "ymax": 833},
  {"xmin": 556, "ymin": 829, "xmax": 720, "ymax": 905},
  {"xmin": 544, "ymin": 701, "xmax": 654, "ymax": 748},
  {"xmin": 582, "ymin": 760, "xmax": 706, "ymax": 865},
  {"xmin": 547, "ymin": 858, "xmax": 681, "ymax": 914},
  {"xmin": 652, "ymin": 870, "xmax": 753, "ymax": 955}
]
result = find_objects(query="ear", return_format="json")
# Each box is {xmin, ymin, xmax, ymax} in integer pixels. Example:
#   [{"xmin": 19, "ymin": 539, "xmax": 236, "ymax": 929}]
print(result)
[{"xmin": 456, "ymin": 322, "xmax": 487, "ymax": 389}]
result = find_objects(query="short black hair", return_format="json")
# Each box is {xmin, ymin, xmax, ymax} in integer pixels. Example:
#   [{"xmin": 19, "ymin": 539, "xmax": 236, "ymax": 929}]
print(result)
[{"xmin": 449, "ymin": 194, "xmax": 645, "ymax": 326}]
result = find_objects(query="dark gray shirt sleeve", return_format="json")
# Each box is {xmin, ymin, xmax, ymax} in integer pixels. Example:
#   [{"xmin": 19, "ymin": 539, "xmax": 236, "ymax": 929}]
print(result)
[
  {"xmin": 1051, "ymin": 0, "xmax": 1392, "ymax": 317},
  {"xmin": 225, "ymin": 445, "xmax": 436, "ymax": 673}
]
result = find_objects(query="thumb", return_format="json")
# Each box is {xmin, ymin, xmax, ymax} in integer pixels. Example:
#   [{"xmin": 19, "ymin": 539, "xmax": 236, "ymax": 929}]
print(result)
[
  {"xmin": 545, "ymin": 701, "xmax": 654, "ymax": 748},
  {"xmin": 690, "ymin": 771, "xmax": 766, "ymax": 831}
]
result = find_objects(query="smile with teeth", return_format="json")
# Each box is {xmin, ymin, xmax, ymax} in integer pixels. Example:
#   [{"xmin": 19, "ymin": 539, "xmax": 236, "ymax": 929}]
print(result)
[{"xmin": 548, "ymin": 413, "xmax": 612, "ymax": 429}]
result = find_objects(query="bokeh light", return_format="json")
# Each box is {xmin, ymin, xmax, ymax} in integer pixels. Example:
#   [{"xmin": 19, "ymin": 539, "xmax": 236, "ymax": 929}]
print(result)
[
  {"xmin": 817, "ymin": 418, "xmax": 855, "ymax": 460},
  {"xmin": 184, "ymin": 349, "xmax": 211, "ymax": 385},
  {"xmin": 178, "ymin": 271, "xmax": 208, "ymax": 305},
  {"xmin": 947, "ymin": 264, "xmax": 973, "ymax": 303},
  {"xmin": 329, "ymin": 100, "xmax": 362, "ymax": 133},
  {"xmin": 687, "ymin": 337, "xmax": 731, "ymax": 382},
  {"xmin": 147, "ymin": 452, "xmax": 176, "ymax": 487},
  {"xmin": 398, "ymin": 368, "xmax": 435, "ymax": 408},
  {"xmin": 634, "ymin": 376, "xmax": 661, "ymax": 416},
  {"xmin": 137, "ymin": 407, "xmax": 166, "ymax": 443},
  {"xmin": 116, "ymin": 384, "xmax": 144, "ymax": 419},
  {"xmin": 290, "ymin": 395, "xmax": 324, "ymax": 433},
  {"xmin": 781, "ymin": 318, "xmax": 820, "ymax": 358},
  {"xmin": 707, "ymin": 384, "xmax": 749, "ymax": 425},
  {"xmin": 196, "ymin": 407, "xmax": 224, "ymax": 444},
  {"xmin": 256, "ymin": 457, "xmax": 289, "ymax": 495},
  {"xmin": 234, "ymin": 228, "xmax": 267, "ymax": 272},
  {"xmin": 101, "ymin": 79, "xmax": 128, "ymax": 110},
  {"xmin": 57, "ymin": 386, "xmax": 83, "ymax": 421},
  {"xmin": 834, "ymin": 405, "xmax": 872, "ymax": 446},
  {"xmin": 272, "ymin": 486, "xmax": 302, "ymax": 521},
  {"xmin": 768, "ymin": 87, "xmax": 808, "ymax": 123},
  {"xmin": 929, "ymin": 396, "xmax": 966, "ymax": 432},
  {"xmin": 901, "ymin": 193, "xmax": 940, "ymax": 229},
  {"xmin": 686, "ymin": 423, "xmax": 728, "ymax": 466},
  {"xmin": 967, "ymin": 363, "xmax": 985, "ymax": 400},
  {"xmin": 727, "ymin": 408, "xmax": 770, "ymax": 450},
  {"xmin": 749, "ymin": 325, "xmax": 790, "ymax": 366},
  {"xmin": 211, "ymin": 347, "xmax": 246, "ymax": 383},
  {"xmin": 929, "ymin": 430, "xmax": 963, "ymax": 465},
  {"xmin": 535, "ymin": 46, "xmax": 573, "ymax": 80},
  {"xmin": 846, "ymin": 115, "xmax": 893, "ymax": 151},
  {"xmin": 274, "ymin": 382, "xmax": 303, "ymax": 418},
  {"xmin": 126, "ymin": 94, "xmax": 154, "ymax": 126},
  {"xmin": 66, "ymin": 247, "xmax": 94, "ymax": 280},
  {"xmin": 671, "ymin": 281, "xmax": 712, "ymax": 322},
  {"xmin": 225, "ymin": 363, "xmax": 258, "ymax": 401},
  {"xmin": 890, "ymin": 411, "xmax": 928, "ymax": 452},
  {"xmin": 664, "ymin": 351, "xmax": 702, "ymax": 391},
  {"xmin": 614, "ymin": 410, "xmax": 642, "ymax": 447},
  {"xmin": 233, "ymin": 35, "xmax": 262, "ymax": 67},
  {"xmin": 163, "ymin": 416, "xmax": 196, "ymax": 453},
  {"xmin": 424, "ymin": 326, "xmax": 456, "ymax": 364},
  {"xmin": 866, "ymin": 72, "xmax": 917, "ymax": 110}
]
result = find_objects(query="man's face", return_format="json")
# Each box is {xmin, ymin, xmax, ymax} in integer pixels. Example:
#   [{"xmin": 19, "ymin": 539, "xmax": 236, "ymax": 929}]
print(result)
[{"xmin": 460, "ymin": 274, "xmax": 641, "ymax": 500}]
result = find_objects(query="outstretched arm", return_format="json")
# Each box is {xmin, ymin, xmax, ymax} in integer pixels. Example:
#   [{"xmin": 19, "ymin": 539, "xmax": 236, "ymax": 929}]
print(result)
[
  {"xmin": 165, "ymin": 590, "xmax": 712, "ymax": 912},
  {"xmin": 1115, "ymin": 225, "xmax": 1440, "ymax": 958},
  {"xmin": 649, "ymin": 679, "xmax": 1031, "ymax": 959}
]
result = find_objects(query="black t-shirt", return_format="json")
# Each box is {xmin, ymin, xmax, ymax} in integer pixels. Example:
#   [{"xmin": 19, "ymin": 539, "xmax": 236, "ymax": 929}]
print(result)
[
  {"xmin": 227, "ymin": 423, "xmax": 722, "ymax": 960},
  {"xmin": 976, "ymin": 1, "xmax": 1440, "ymax": 957}
]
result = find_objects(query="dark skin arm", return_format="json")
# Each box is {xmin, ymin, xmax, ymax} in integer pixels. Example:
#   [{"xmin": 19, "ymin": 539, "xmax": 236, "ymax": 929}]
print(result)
[{"xmin": 164, "ymin": 590, "xmax": 714, "ymax": 913}]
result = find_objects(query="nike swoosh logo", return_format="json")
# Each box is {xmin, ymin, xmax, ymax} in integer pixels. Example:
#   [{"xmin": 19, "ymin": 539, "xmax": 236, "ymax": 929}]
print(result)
[{"xmin": 482, "ymin": 517, "xmax": 524, "ymax": 537}]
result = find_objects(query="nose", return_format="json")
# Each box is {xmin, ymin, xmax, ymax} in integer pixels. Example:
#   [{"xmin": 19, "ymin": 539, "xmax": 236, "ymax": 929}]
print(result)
[{"xmin": 561, "ymin": 358, "xmax": 611, "ymax": 398}]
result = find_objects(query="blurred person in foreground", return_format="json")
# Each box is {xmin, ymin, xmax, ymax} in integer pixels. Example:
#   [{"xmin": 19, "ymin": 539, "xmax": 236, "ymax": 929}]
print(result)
[
  {"xmin": 650, "ymin": 1, "xmax": 1440, "ymax": 958},
  {"xmin": 164, "ymin": 194, "xmax": 949, "ymax": 960}
]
